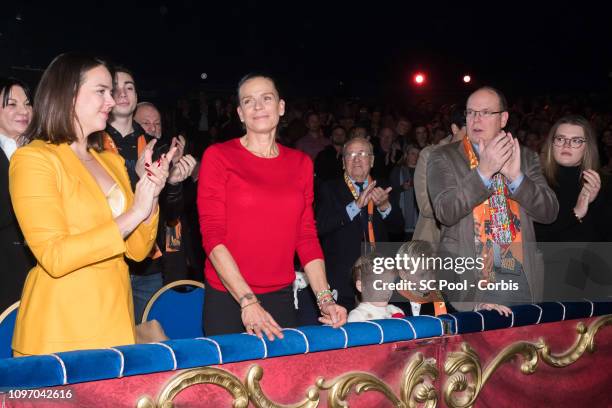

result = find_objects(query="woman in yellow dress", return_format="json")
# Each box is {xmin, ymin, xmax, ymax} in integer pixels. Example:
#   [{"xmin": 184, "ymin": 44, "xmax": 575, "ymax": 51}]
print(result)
[{"xmin": 9, "ymin": 53, "xmax": 175, "ymax": 355}]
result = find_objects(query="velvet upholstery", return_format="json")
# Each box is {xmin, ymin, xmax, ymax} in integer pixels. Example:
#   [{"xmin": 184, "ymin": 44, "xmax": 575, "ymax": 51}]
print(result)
[{"xmin": 1, "ymin": 301, "xmax": 609, "ymax": 391}]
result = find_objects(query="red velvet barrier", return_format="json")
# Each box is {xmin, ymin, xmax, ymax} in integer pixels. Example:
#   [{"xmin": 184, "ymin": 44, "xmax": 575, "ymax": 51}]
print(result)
[
  {"xmin": 440, "ymin": 319, "xmax": 612, "ymax": 408},
  {"xmin": 3, "ymin": 317, "xmax": 611, "ymax": 408}
]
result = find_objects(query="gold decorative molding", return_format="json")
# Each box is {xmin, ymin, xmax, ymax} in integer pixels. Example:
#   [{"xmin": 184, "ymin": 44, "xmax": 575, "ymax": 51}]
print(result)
[
  {"xmin": 135, "ymin": 352, "xmax": 438, "ymax": 408},
  {"xmin": 443, "ymin": 314, "xmax": 612, "ymax": 408},
  {"xmin": 539, "ymin": 314, "xmax": 612, "ymax": 367},
  {"xmin": 443, "ymin": 341, "xmax": 539, "ymax": 408},
  {"xmin": 246, "ymin": 364, "xmax": 320, "ymax": 408},
  {"xmin": 135, "ymin": 315, "xmax": 611, "ymax": 408},
  {"xmin": 315, "ymin": 352, "xmax": 437, "ymax": 408},
  {"xmin": 401, "ymin": 352, "xmax": 438, "ymax": 408},
  {"xmin": 135, "ymin": 367, "xmax": 249, "ymax": 408},
  {"xmin": 316, "ymin": 370, "xmax": 403, "ymax": 407}
]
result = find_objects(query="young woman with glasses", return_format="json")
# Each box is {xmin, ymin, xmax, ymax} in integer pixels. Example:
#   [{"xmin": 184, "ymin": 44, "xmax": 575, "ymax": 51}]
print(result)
[{"xmin": 536, "ymin": 115, "xmax": 610, "ymax": 241}]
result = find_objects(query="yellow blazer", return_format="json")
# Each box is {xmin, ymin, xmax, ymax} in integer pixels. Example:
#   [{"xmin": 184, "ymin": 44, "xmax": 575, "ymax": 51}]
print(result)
[{"xmin": 9, "ymin": 140, "xmax": 159, "ymax": 355}]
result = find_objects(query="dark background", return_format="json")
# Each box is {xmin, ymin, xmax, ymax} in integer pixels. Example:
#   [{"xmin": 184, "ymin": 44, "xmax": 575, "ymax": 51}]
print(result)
[{"xmin": 2, "ymin": 1, "xmax": 611, "ymax": 102}]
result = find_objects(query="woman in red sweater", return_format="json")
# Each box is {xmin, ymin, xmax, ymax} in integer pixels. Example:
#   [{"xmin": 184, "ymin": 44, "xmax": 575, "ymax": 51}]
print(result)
[{"xmin": 198, "ymin": 74, "xmax": 347, "ymax": 339}]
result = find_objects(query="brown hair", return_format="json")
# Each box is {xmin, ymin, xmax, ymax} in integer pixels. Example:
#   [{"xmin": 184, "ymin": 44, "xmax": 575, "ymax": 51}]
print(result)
[
  {"xmin": 23, "ymin": 53, "xmax": 111, "ymax": 151},
  {"xmin": 541, "ymin": 115, "xmax": 600, "ymax": 186},
  {"xmin": 396, "ymin": 240, "xmax": 435, "ymax": 281},
  {"xmin": 352, "ymin": 252, "xmax": 376, "ymax": 283}
]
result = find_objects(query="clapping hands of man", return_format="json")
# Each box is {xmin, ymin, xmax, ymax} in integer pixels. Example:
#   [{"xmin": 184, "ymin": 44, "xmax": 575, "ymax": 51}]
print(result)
[
  {"xmin": 356, "ymin": 180, "xmax": 392, "ymax": 211},
  {"xmin": 477, "ymin": 131, "xmax": 522, "ymax": 183},
  {"xmin": 168, "ymin": 136, "xmax": 197, "ymax": 185}
]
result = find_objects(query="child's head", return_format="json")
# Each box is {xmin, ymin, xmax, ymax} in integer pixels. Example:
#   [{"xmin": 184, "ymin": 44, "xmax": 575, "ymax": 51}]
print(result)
[
  {"xmin": 396, "ymin": 240, "xmax": 435, "ymax": 282},
  {"xmin": 352, "ymin": 252, "xmax": 397, "ymax": 303}
]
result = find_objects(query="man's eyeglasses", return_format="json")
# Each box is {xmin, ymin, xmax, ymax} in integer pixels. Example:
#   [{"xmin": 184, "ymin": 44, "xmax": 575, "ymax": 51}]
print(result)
[
  {"xmin": 464, "ymin": 109, "xmax": 504, "ymax": 119},
  {"xmin": 344, "ymin": 151, "xmax": 372, "ymax": 160},
  {"xmin": 552, "ymin": 136, "xmax": 586, "ymax": 148}
]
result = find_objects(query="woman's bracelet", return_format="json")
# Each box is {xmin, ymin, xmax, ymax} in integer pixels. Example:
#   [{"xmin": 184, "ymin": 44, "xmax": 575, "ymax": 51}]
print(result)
[
  {"xmin": 317, "ymin": 296, "xmax": 335, "ymax": 310},
  {"xmin": 241, "ymin": 300, "xmax": 261, "ymax": 310},
  {"xmin": 316, "ymin": 289, "xmax": 333, "ymax": 301}
]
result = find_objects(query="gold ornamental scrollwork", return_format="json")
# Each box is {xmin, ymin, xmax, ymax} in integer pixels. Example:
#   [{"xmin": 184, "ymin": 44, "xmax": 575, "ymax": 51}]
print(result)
[
  {"xmin": 134, "ymin": 314, "xmax": 611, "ymax": 408},
  {"xmin": 245, "ymin": 364, "xmax": 320, "ymax": 408},
  {"xmin": 135, "ymin": 366, "xmax": 249, "ymax": 408},
  {"xmin": 135, "ymin": 352, "xmax": 439, "ymax": 408},
  {"xmin": 443, "ymin": 341, "xmax": 539, "ymax": 408},
  {"xmin": 400, "ymin": 352, "xmax": 438, "ymax": 408},
  {"xmin": 539, "ymin": 314, "xmax": 612, "ymax": 367},
  {"xmin": 314, "ymin": 352, "xmax": 438, "ymax": 408},
  {"xmin": 316, "ymin": 371, "xmax": 404, "ymax": 407},
  {"xmin": 443, "ymin": 314, "xmax": 612, "ymax": 408}
]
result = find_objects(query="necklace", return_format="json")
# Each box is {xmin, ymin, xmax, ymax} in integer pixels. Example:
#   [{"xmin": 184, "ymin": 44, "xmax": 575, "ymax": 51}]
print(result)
[{"xmin": 242, "ymin": 136, "xmax": 278, "ymax": 158}]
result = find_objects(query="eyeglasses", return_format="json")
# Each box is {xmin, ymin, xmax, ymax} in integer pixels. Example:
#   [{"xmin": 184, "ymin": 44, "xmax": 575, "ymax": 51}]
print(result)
[
  {"xmin": 343, "ymin": 151, "xmax": 372, "ymax": 160},
  {"xmin": 464, "ymin": 109, "xmax": 504, "ymax": 119},
  {"xmin": 552, "ymin": 136, "xmax": 586, "ymax": 148}
]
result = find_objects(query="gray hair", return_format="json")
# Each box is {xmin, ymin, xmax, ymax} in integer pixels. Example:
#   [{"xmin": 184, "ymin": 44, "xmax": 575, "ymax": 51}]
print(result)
[{"xmin": 342, "ymin": 136, "xmax": 373, "ymax": 156}]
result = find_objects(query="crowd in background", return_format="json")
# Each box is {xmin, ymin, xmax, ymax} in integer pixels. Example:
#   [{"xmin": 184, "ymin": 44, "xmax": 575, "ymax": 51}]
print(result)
[{"xmin": 2, "ymin": 61, "xmax": 612, "ymax": 353}]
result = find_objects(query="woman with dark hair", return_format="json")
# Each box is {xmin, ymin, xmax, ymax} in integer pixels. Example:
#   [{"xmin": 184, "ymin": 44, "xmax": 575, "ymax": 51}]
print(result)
[
  {"xmin": 9, "ymin": 53, "xmax": 175, "ymax": 355},
  {"xmin": 536, "ymin": 115, "xmax": 609, "ymax": 241},
  {"xmin": 198, "ymin": 74, "xmax": 347, "ymax": 339},
  {"xmin": 0, "ymin": 77, "xmax": 35, "ymax": 312}
]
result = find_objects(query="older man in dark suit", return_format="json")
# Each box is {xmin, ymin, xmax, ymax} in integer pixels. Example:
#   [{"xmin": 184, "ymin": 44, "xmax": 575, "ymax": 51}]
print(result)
[
  {"xmin": 428, "ymin": 87, "xmax": 558, "ymax": 312},
  {"xmin": 316, "ymin": 137, "xmax": 403, "ymax": 311}
]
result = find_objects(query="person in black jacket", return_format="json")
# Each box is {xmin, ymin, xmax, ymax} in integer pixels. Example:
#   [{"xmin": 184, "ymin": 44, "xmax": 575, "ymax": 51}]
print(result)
[
  {"xmin": 536, "ymin": 115, "xmax": 610, "ymax": 242},
  {"xmin": 316, "ymin": 137, "xmax": 404, "ymax": 311},
  {"xmin": 314, "ymin": 125, "xmax": 346, "ymax": 184},
  {"xmin": 104, "ymin": 68, "xmax": 196, "ymax": 322},
  {"xmin": 0, "ymin": 77, "xmax": 35, "ymax": 312}
]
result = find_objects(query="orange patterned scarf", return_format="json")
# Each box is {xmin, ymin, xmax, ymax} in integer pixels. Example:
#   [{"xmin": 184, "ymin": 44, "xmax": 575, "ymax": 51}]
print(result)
[{"xmin": 462, "ymin": 136, "xmax": 523, "ymax": 282}]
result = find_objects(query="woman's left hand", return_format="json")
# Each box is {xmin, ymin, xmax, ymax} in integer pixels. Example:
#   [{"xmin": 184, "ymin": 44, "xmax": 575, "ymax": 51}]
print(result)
[
  {"xmin": 581, "ymin": 169, "xmax": 601, "ymax": 204},
  {"xmin": 144, "ymin": 146, "xmax": 178, "ymax": 197},
  {"xmin": 318, "ymin": 303, "xmax": 347, "ymax": 328}
]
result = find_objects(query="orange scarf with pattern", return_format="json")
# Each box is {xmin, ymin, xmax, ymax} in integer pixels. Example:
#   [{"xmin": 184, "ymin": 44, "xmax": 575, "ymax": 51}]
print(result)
[{"xmin": 462, "ymin": 136, "xmax": 523, "ymax": 282}]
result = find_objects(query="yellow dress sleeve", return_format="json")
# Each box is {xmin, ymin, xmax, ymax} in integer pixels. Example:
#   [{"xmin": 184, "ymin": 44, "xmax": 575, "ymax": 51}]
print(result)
[
  {"xmin": 9, "ymin": 146, "xmax": 126, "ymax": 278},
  {"xmin": 124, "ymin": 206, "xmax": 159, "ymax": 261}
]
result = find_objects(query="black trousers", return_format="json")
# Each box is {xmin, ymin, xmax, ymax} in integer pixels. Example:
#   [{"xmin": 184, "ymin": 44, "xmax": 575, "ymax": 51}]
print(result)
[{"xmin": 203, "ymin": 284, "xmax": 297, "ymax": 336}]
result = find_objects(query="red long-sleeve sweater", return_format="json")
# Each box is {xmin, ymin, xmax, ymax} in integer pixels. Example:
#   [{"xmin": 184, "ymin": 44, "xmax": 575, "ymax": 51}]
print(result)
[{"xmin": 197, "ymin": 138, "xmax": 324, "ymax": 293}]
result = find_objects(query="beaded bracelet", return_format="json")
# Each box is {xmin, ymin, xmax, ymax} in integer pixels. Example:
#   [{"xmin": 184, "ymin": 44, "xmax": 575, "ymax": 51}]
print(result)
[
  {"xmin": 317, "ymin": 295, "xmax": 335, "ymax": 310},
  {"xmin": 316, "ymin": 289, "xmax": 333, "ymax": 301}
]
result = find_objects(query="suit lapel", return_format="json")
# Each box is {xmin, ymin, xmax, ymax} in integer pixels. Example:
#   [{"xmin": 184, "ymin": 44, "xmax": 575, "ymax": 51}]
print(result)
[
  {"xmin": 454, "ymin": 139, "xmax": 471, "ymax": 168},
  {"xmin": 0, "ymin": 149, "xmax": 9, "ymax": 174},
  {"xmin": 57, "ymin": 144, "xmax": 110, "ymax": 206},
  {"xmin": 336, "ymin": 177, "xmax": 356, "ymax": 205},
  {"xmin": 91, "ymin": 150, "xmax": 128, "ymax": 197}
]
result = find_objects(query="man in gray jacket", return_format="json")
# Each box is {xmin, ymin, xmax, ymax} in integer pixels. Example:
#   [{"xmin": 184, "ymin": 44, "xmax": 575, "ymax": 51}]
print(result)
[{"xmin": 427, "ymin": 87, "xmax": 558, "ymax": 311}]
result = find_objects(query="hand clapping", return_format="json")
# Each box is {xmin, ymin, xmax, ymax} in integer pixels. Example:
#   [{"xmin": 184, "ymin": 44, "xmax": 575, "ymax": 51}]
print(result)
[
  {"xmin": 355, "ymin": 180, "xmax": 392, "ymax": 211},
  {"xmin": 168, "ymin": 154, "xmax": 197, "ymax": 185},
  {"xmin": 574, "ymin": 169, "xmax": 601, "ymax": 219},
  {"xmin": 143, "ymin": 145, "xmax": 178, "ymax": 197},
  {"xmin": 131, "ymin": 145, "xmax": 178, "ymax": 221},
  {"xmin": 477, "ymin": 131, "xmax": 521, "ymax": 181}
]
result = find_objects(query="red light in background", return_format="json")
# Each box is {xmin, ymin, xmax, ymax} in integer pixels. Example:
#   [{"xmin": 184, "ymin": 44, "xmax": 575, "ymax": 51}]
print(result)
[
  {"xmin": 463, "ymin": 74, "xmax": 471, "ymax": 83},
  {"xmin": 413, "ymin": 73, "xmax": 425, "ymax": 85}
]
